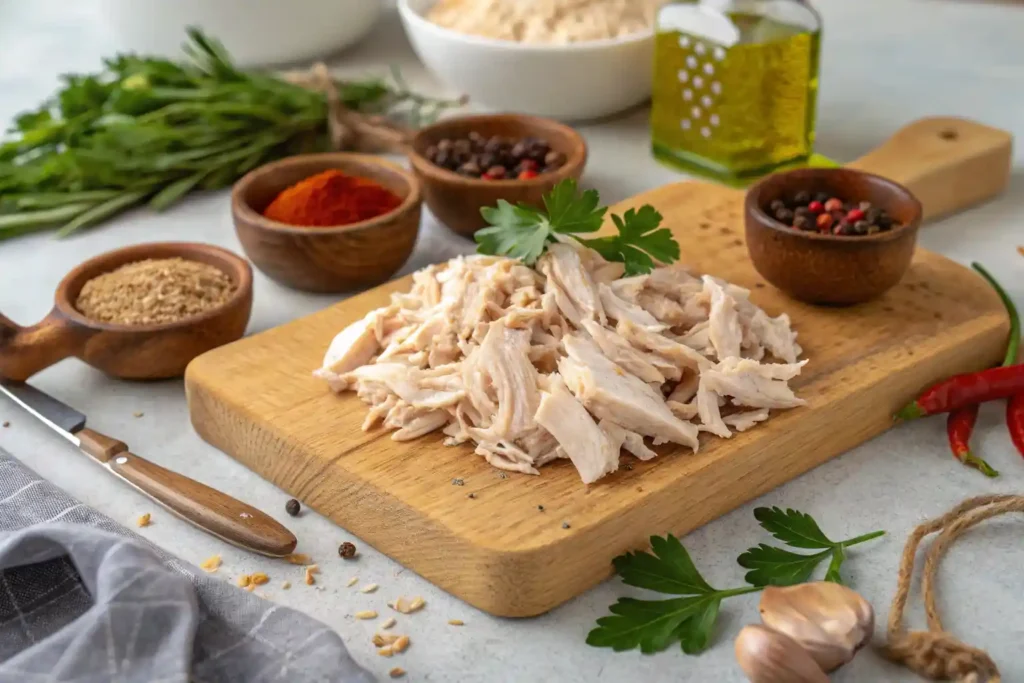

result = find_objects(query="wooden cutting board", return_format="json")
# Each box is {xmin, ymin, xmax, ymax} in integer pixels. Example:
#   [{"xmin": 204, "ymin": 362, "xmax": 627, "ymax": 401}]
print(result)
[{"xmin": 185, "ymin": 117, "xmax": 1012, "ymax": 617}]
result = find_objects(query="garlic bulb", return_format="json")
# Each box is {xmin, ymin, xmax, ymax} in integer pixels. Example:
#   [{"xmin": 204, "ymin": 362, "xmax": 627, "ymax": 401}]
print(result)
[
  {"xmin": 734, "ymin": 624, "xmax": 829, "ymax": 683},
  {"xmin": 758, "ymin": 582, "xmax": 874, "ymax": 673}
]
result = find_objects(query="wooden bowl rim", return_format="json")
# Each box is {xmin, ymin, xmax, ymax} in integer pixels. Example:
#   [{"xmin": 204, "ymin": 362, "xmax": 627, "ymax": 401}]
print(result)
[
  {"xmin": 55, "ymin": 241, "xmax": 253, "ymax": 333},
  {"xmin": 231, "ymin": 152, "xmax": 423, "ymax": 235},
  {"xmin": 745, "ymin": 167, "xmax": 923, "ymax": 244},
  {"xmin": 408, "ymin": 113, "xmax": 588, "ymax": 188}
]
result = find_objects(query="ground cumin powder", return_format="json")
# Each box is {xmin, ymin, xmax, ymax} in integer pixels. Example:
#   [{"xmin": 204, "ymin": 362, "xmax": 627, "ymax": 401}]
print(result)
[{"xmin": 76, "ymin": 258, "xmax": 235, "ymax": 326}]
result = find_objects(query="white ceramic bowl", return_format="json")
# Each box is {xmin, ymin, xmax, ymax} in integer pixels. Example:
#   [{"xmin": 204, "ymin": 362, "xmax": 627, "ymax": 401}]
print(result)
[
  {"xmin": 97, "ymin": 0, "xmax": 382, "ymax": 67},
  {"xmin": 398, "ymin": 0, "xmax": 655, "ymax": 121}
]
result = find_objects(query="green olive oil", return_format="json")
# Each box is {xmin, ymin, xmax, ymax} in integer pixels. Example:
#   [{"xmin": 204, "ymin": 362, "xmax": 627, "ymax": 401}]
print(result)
[{"xmin": 651, "ymin": 11, "xmax": 821, "ymax": 185}]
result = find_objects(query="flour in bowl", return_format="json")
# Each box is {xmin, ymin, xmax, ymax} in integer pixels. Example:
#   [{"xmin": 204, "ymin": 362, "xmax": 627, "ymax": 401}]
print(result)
[{"xmin": 426, "ymin": 0, "xmax": 664, "ymax": 44}]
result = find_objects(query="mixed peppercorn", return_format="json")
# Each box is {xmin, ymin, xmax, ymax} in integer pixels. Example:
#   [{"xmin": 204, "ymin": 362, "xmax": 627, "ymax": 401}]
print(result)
[
  {"xmin": 768, "ymin": 191, "xmax": 897, "ymax": 236},
  {"xmin": 424, "ymin": 132, "xmax": 566, "ymax": 180}
]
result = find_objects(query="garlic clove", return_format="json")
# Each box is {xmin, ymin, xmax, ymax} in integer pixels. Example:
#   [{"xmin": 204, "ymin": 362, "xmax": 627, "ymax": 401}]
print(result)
[
  {"xmin": 735, "ymin": 624, "xmax": 830, "ymax": 683},
  {"xmin": 759, "ymin": 582, "xmax": 875, "ymax": 673}
]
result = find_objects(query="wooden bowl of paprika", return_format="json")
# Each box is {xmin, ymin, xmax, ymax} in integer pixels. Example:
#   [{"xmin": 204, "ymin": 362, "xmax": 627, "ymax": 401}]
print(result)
[{"xmin": 231, "ymin": 153, "xmax": 422, "ymax": 293}]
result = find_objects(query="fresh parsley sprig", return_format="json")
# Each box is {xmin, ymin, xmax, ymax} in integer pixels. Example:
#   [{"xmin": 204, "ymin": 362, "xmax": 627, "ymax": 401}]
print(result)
[
  {"xmin": 475, "ymin": 179, "xmax": 680, "ymax": 275},
  {"xmin": 738, "ymin": 507, "xmax": 885, "ymax": 586},
  {"xmin": 586, "ymin": 535, "xmax": 759, "ymax": 654},
  {"xmin": 587, "ymin": 508, "xmax": 884, "ymax": 655}
]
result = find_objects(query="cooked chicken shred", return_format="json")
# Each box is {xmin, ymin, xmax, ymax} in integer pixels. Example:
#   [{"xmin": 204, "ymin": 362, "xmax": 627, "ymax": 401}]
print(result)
[{"xmin": 318, "ymin": 242, "xmax": 806, "ymax": 485}]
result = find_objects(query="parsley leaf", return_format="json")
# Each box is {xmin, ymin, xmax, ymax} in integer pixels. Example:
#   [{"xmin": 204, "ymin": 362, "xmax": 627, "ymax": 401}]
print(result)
[
  {"xmin": 580, "ymin": 206, "xmax": 679, "ymax": 276},
  {"xmin": 590, "ymin": 509, "xmax": 885, "ymax": 656},
  {"xmin": 543, "ymin": 179, "xmax": 605, "ymax": 234},
  {"xmin": 476, "ymin": 179, "xmax": 678, "ymax": 274},
  {"xmin": 754, "ymin": 507, "xmax": 836, "ymax": 549},
  {"xmin": 736, "ymin": 544, "xmax": 831, "ymax": 587},
  {"xmin": 740, "ymin": 507, "xmax": 885, "ymax": 587},
  {"xmin": 588, "ymin": 534, "xmax": 758, "ymax": 655},
  {"xmin": 476, "ymin": 200, "xmax": 551, "ymax": 265},
  {"xmin": 613, "ymin": 534, "xmax": 713, "ymax": 594}
]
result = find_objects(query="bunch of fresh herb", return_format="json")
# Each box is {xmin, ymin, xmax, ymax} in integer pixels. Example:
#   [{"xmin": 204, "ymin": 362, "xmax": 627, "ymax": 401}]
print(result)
[
  {"xmin": 586, "ymin": 507, "xmax": 884, "ymax": 655},
  {"xmin": 475, "ymin": 179, "xmax": 680, "ymax": 275},
  {"xmin": 0, "ymin": 28, "xmax": 461, "ymax": 242}
]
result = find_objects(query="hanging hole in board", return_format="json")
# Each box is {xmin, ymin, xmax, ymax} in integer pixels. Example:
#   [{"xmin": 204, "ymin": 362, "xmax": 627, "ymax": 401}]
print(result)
[{"xmin": 938, "ymin": 129, "xmax": 959, "ymax": 141}]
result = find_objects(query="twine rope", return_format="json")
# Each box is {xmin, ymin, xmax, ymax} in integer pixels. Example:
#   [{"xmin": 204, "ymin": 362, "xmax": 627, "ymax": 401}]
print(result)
[
  {"xmin": 281, "ymin": 63, "xmax": 411, "ymax": 153},
  {"xmin": 884, "ymin": 494, "xmax": 1024, "ymax": 682}
]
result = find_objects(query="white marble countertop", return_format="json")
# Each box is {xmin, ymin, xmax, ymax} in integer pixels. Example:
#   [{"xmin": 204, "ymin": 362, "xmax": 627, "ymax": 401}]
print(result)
[{"xmin": 1, "ymin": 1, "xmax": 1023, "ymax": 681}]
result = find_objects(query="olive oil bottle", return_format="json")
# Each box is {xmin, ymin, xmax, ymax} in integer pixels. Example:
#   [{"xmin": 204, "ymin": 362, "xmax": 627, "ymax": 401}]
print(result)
[{"xmin": 651, "ymin": 0, "xmax": 822, "ymax": 185}]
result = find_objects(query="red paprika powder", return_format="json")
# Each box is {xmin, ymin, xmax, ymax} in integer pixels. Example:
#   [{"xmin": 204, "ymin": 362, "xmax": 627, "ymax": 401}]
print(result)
[{"xmin": 263, "ymin": 169, "xmax": 402, "ymax": 227}]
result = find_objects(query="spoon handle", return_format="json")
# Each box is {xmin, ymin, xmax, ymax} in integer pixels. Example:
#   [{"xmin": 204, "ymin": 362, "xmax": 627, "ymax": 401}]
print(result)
[{"xmin": 77, "ymin": 427, "xmax": 297, "ymax": 557}]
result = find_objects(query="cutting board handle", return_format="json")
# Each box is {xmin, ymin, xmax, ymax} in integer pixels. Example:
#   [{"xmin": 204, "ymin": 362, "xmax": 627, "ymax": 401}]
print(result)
[
  {"xmin": 847, "ymin": 116, "xmax": 1012, "ymax": 222},
  {"xmin": 0, "ymin": 309, "xmax": 84, "ymax": 381}
]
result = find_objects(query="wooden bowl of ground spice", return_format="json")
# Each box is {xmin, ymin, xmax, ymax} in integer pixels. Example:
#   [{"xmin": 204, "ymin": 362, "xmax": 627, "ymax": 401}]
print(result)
[
  {"xmin": 0, "ymin": 242, "xmax": 252, "ymax": 381},
  {"xmin": 231, "ymin": 153, "xmax": 422, "ymax": 293}
]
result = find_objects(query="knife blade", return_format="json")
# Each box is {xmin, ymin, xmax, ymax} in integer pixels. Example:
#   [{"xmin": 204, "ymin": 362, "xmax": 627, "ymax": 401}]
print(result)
[
  {"xmin": 0, "ymin": 379, "xmax": 85, "ymax": 442},
  {"xmin": 0, "ymin": 379, "xmax": 297, "ymax": 557}
]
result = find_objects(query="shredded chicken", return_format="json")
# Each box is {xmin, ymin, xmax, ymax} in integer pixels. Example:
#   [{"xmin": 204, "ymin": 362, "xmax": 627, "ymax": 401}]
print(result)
[{"xmin": 317, "ymin": 240, "xmax": 806, "ymax": 485}]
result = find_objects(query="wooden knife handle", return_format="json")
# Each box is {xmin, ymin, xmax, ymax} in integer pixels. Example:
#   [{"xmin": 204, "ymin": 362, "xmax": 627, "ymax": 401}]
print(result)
[
  {"xmin": 848, "ymin": 116, "xmax": 1013, "ymax": 222},
  {"xmin": 77, "ymin": 427, "xmax": 297, "ymax": 557}
]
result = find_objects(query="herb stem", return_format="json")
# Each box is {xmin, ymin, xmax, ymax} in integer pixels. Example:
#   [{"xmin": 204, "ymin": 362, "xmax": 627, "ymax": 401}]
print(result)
[
  {"xmin": 719, "ymin": 585, "xmax": 763, "ymax": 599},
  {"xmin": 840, "ymin": 530, "xmax": 886, "ymax": 548}
]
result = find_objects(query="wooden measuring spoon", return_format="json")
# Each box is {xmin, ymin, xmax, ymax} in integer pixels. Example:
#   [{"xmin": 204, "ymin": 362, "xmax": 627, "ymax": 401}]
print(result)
[{"xmin": 0, "ymin": 242, "xmax": 252, "ymax": 382}]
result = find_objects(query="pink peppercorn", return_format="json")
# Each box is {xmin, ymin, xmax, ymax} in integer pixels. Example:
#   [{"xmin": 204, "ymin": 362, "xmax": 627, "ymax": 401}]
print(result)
[
  {"xmin": 824, "ymin": 198, "xmax": 844, "ymax": 212},
  {"xmin": 807, "ymin": 200, "xmax": 824, "ymax": 214}
]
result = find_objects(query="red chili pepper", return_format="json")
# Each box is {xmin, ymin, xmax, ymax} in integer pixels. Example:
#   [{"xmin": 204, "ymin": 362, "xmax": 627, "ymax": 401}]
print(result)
[
  {"xmin": 897, "ymin": 264, "xmax": 1020, "ymax": 421},
  {"xmin": 1008, "ymin": 393, "xmax": 1024, "ymax": 458},
  {"xmin": 946, "ymin": 406, "xmax": 998, "ymax": 476},
  {"xmin": 897, "ymin": 365, "xmax": 1024, "ymax": 420}
]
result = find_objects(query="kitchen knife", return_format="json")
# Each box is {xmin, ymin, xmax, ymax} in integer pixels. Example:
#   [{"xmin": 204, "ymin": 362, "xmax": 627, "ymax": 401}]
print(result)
[{"xmin": 0, "ymin": 379, "xmax": 297, "ymax": 557}]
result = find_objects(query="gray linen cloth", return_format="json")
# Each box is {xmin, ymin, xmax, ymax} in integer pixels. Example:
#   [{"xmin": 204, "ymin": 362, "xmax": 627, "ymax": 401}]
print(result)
[{"xmin": 0, "ymin": 447, "xmax": 375, "ymax": 683}]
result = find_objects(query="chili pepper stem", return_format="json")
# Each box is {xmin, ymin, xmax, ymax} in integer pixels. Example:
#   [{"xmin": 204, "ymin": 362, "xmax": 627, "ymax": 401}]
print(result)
[
  {"xmin": 960, "ymin": 450, "xmax": 1000, "ymax": 478},
  {"xmin": 895, "ymin": 401, "xmax": 925, "ymax": 421}
]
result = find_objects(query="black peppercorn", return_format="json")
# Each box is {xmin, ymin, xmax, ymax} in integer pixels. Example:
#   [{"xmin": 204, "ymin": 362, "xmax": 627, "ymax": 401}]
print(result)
[
  {"xmin": 468, "ymin": 131, "xmax": 485, "ymax": 146},
  {"xmin": 793, "ymin": 190, "xmax": 811, "ymax": 204},
  {"xmin": 769, "ymin": 199, "xmax": 786, "ymax": 213},
  {"xmin": 338, "ymin": 541, "xmax": 357, "ymax": 559},
  {"xmin": 437, "ymin": 138, "xmax": 454, "ymax": 152},
  {"xmin": 794, "ymin": 206, "xmax": 811, "ymax": 219},
  {"xmin": 484, "ymin": 136, "xmax": 504, "ymax": 154},
  {"xmin": 853, "ymin": 220, "xmax": 870, "ymax": 234},
  {"xmin": 877, "ymin": 214, "xmax": 893, "ymax": 230},
  {"xmin": 434, "ymin": 150, "xmax": 451, "ymax": 168},
  {"xmin": 458, "ymin": 161, "xmax": 481, "ymax": 177},
  {"xmin": 285, "ymin": 499, "xmax": 300, "ymax": 516},
  {"xmin": 486, "ymin": 165, "xmax": 506, "ymax": 180},
  {"xmin": 813, "ymin": 191, "xmax": 830, "ymax": 204},
  {"xmin": 425, "ymin": 145, "xmax": 439, "ymax": 161},
  {"xmin": 775, "ymin": 208, "xmax": 794, "ymax": 224},
  {"xmin": 793, "ymin": 215, "xmax": 812, "ymax": 231}
]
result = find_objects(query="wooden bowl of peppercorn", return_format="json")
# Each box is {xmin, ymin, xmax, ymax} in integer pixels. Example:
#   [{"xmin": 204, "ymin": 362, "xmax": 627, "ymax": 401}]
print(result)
[
  {"xmin": 232, "ymin": 153, "xmax": 423, "ymax": 293},
  {"xmin": 744, "ymin": 168, "xmax": 923, "ymax": 306},
  {"xmin": 408, "ymin": 113, "xmax": 587, "ymax": 237}
]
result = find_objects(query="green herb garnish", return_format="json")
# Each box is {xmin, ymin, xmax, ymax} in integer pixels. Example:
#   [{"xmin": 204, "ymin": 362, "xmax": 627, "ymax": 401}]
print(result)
[
  {"xmin": 0, "ymin": 28, "xmax": 461, "ymax": 242},
  {"xmin": 738, "ymin": 507, "xmax": 885, "ymax": 587},
  {"xmin": 587, "ymin": 508, "xmax": 884, "ymax": 655},
  {"xmin": 475, "ymin": 179, "xmax": 680, "ymax": 275}
]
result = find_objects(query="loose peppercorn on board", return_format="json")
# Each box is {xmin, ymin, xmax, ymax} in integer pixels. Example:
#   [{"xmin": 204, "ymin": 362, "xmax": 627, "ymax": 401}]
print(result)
[{"xmin": 185, "ymin": 117, "xmax": 1012, "ymax": 617}]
